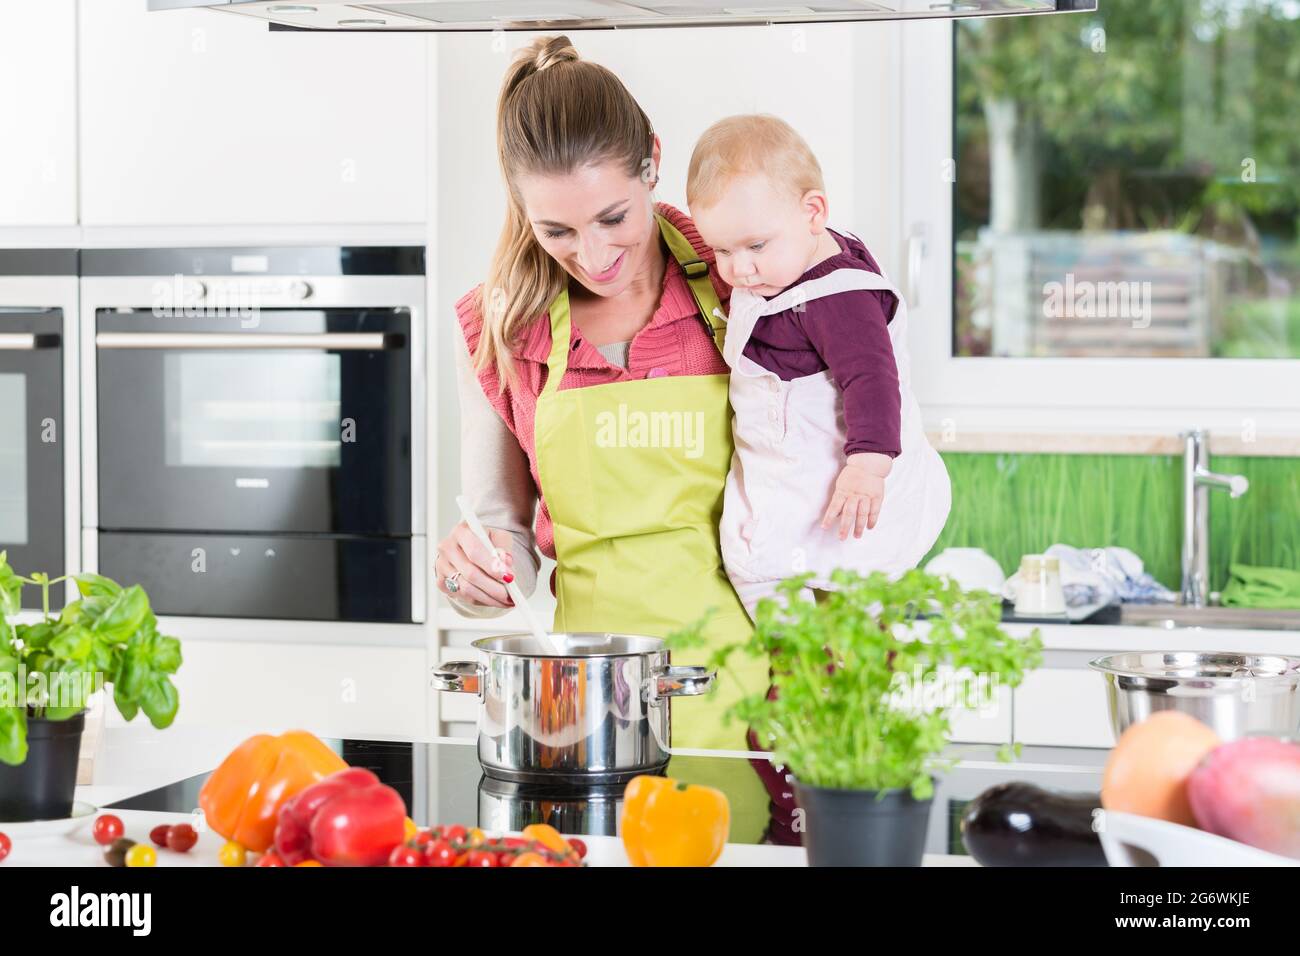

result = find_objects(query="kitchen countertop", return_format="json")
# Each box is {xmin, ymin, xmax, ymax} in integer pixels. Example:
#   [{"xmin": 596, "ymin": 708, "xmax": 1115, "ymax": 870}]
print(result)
[{"xmin": 0, "ymin": 724, "xmax": 1043, "ymax": 867}]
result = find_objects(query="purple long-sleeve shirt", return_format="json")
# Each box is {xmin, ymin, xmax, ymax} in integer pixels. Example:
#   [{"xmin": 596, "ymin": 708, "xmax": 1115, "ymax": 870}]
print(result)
[{"xmin": 739, "ymin": 229, "xmax": 902, "ymax": 458}]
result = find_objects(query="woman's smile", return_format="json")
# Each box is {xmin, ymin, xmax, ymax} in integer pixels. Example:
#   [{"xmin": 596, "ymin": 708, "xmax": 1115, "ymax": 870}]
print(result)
[{"xmin": 583, "ymin": 250, "xmax": 626, "ymax": 284}]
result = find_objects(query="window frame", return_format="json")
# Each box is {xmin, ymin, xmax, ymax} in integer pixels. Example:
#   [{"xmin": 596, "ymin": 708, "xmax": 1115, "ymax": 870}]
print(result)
[{"xmin": 899, "ymin": 19, "xmax": 1300, "ymax": 440}]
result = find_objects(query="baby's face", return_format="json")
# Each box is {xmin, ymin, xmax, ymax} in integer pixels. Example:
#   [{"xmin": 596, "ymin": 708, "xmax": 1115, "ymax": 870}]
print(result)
[{"xmin": 693, "ymin": 173, "xmax": 821, "ymax": 297}]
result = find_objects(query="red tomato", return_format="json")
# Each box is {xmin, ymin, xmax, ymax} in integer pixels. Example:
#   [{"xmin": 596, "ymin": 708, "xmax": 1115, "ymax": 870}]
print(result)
[
  {"xmin": 92, "ymin": 815, "xmax": 125, "ymax": 846},
  {"xmin": 464, "ymin": 850, "xmax": 497, "ymax": 868},
  {"xmin": 495, "ymin": 850, "xmax": 516, "ymax": 867},
  {"xmin": 149, "ymin": 824, "xmax": 172, "ymax": 848},
  {"xmin": 389, "ymin": 845, "xmax": 425, "ymax": 867},
  {"xmin": 424, "ymin": 839, "xmax": 456, "ymax": 867},
  {"xmin": 443, "ymin": 824, "xmax": 468, "ymax": 844},
  {"xmin": 166, "ymin": 824, "xmax": 198, "ymax": 853},
  {"xmin": 0, "ymin": 832, "xmax": 10, "ymax": 863},
  {"xmin": 567, "ymin": 838, "xmax": 588, "ymax": 860},
  {"xmin": 255, "ymin": 852, "xmax": 287, "ymax": 867},
  {"xmin": 410, "ymin": 830, "xmax": 435, "ymax": 848}
]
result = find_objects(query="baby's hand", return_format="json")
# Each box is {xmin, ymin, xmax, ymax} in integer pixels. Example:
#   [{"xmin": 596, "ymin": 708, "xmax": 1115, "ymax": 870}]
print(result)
[{"xmin": 820, "ymin": 453, "xmax": 893, "ymax": 540}]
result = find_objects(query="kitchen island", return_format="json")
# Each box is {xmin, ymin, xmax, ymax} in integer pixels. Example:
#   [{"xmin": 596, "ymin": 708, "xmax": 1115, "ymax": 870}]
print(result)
[{"xmin": 1, "ymin": 724, "xmax": 1107, "ymax": 866}]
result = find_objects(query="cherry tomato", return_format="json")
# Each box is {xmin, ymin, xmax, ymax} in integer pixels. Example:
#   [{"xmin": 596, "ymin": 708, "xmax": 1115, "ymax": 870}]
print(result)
[
  {"xmin": 125, "ymin": 844, "xmax": 157, "ymax": 868},
  {"xmin": 403, "ymin": 817, "xmax": 418, "ymax": 841},
  {"xmin": 495, "ymin": 850, "xmax": 516, "ymax": 867},
  {"xmin": 0, "ymin": 832, "xmax": 11, "ymax": 863},
  {"xmin": 389, "ymin": 845, "xmax": 425, "ymax": 867},
  {"xmin": 149, "ymin": 824, "xmax": 172, "ymax": 848},
  {"xmin": 467, "ymin": 827, "xmax": 487, "ymax": 847},
  {"xmin": 424, "ymin": 839, "xmax": 456, "ymax": 867},
  {"xmin": 443, "ymin": 824, "xmax": 468, "ymax": 844},
  {"xmin": 295, "ymin": 860, "xmax": 323, "ymax": 867},
  {"xmin": 567, "ymin": 838, "xmax": 588, "ymax": 860},
  {"xmin": 218, "ymin": 840, "xmax": 247, "ymax": 867},
  {"xmin": 464, "ymin": 850, "xmax": 496, "ymax": 867},
  {"xmin": 410, "ymin": 830, "xmax": 436, "ymax": 849},
  {"xmin": 92, "ymin": 815, "xmax": 125, "ymax": 846},
  {"xmin": 165, "ymin": 823, "xmax": 198, "ymax": 853},
  {"xmin": 255, "ymin": 852, "xmax": 287, "ymax": 867}
]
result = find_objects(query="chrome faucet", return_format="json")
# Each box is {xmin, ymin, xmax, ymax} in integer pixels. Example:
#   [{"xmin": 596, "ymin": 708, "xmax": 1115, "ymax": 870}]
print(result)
[{"xmin": 1181, "ymin": 429, "xmax": 1249, "ymax": 608}]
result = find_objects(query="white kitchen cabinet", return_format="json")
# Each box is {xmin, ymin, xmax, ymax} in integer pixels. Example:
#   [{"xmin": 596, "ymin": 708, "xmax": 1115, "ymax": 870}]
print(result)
[
  {"xmin": 104, "ymin": 639, "xmax": 432, "ymax": 742},
  {"xmin": 1013, "ymin": 667, "xmax": 1116, "ymax": 748},
  {"xmin": 0, "ymin": 0, "xmax": 78, "ymax": 226},
  {"xmin": 78, "ymin": 0, "xmax": 426, "ymax": 227}
]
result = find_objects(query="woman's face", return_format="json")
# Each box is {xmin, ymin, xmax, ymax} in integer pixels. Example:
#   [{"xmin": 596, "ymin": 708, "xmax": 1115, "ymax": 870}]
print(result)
[{"xmin": 515, "ymin": 153, "xmax": 660, "ymax": 300}]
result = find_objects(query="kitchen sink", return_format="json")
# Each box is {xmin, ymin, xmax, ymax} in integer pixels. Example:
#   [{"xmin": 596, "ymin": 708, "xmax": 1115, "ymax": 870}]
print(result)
[{"xmin": 1118, "ymin": 604, "xmax": 1300, "ymax": 632}]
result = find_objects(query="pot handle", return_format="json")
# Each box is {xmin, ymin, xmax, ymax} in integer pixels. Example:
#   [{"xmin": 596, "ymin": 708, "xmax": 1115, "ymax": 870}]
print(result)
[
  {"xmin": 645, "ymin": 665, "xmax": 715, "ymax": 701},
  {"xmin": 431, "ymin": 661, "xmax": 485, "ymax": 699}
]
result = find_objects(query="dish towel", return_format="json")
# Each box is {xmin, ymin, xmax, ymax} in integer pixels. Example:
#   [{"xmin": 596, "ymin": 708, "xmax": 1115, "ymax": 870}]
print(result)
[
  {"xmin": 1220, "ymin": 564, "xmax": 1300, "ymax": 609},
  {"xmin": 1001, "ymin": 544, "xmax": 1178, "ymax": 608}
]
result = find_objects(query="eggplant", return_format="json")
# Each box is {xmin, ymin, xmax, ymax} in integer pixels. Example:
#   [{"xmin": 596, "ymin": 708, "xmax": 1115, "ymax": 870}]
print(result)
[{"xmin": 960, "ymin": 782, "xmax": 1107, "ymax": 867}]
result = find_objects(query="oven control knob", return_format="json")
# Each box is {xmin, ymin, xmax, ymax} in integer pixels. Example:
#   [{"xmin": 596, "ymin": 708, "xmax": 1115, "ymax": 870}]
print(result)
[
  {"xmin": 288, "ymin": 280, "xmax": 313, "ymax": 301},
  {"xmin": 188, "ymin": 279, "xmax": 207, "ymax": 300}
]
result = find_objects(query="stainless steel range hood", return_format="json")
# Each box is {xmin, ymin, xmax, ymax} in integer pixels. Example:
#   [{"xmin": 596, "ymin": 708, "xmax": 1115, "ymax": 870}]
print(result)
[{"xmin": 148, "ymin": 0, "xmax": 1098, "ymax": 32}]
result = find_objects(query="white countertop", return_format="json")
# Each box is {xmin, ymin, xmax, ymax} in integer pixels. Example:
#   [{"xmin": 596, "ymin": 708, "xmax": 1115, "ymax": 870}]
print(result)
[{"xmin": 0, "ymin": 725, "xmax": 977, "ymax": 868}]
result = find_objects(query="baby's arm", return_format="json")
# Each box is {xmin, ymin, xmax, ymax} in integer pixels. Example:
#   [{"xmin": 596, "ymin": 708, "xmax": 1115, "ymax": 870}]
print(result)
[{"xmin": 800, "ymin": 285, "xmax": 902, "ymax": 539}]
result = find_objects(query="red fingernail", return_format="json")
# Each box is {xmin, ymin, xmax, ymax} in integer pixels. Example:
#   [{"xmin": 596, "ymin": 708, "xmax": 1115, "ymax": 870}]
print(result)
[{"xmin": 502, "ymin": 573, "xmax": 514, "ymax": 583}]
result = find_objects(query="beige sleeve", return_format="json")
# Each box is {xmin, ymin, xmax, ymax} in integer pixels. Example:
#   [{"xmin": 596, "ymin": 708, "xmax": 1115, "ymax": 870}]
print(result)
[{"xmin": 443, "ymin": 327, "xmax": 542, "ymax": 620}]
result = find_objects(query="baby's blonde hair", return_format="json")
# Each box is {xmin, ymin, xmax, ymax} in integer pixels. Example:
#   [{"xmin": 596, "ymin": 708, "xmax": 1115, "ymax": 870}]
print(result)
[{"xmin": 687, "ymin": 114, "xmax": 825, "ymax": 211}]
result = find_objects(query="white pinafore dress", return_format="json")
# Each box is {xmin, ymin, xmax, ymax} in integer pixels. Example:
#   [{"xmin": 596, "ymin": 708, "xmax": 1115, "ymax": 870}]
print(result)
[{"xmin": 718, "ymin": 247, "xmax": 952, "ymax": 593}]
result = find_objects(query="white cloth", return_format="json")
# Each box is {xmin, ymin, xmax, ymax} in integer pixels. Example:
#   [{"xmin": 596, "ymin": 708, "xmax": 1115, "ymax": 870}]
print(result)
[{"xmin": 718, "ymin": 251, "xmax": 951, "ymax": 600}]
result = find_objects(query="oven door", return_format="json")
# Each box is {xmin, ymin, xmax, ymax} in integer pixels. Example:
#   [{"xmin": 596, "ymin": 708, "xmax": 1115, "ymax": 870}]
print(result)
[
  {"xmin": 0, "ymin": 309, "xmax": 64, "ymax": 589},
  {"xmin": 95, "ymin": 307, "xmax": 411, "ymax": 536}
]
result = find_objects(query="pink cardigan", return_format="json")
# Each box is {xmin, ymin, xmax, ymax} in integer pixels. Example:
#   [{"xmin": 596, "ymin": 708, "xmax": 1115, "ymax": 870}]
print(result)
[{"xmin": 455, "ymin": 203, "xmax": 732, "ymax": 574}]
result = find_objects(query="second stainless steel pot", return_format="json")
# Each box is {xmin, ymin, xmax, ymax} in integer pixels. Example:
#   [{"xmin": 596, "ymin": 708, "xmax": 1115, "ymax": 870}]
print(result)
[{"xmin": 431, "ymin": 632, "xmax": 714, "ymax": 784}]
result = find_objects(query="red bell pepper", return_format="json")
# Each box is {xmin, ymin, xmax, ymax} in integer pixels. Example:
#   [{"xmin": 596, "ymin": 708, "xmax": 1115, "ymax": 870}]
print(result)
[{"xmin": 273, "ymin": 767, "xmax": 407, "ymax": 867}]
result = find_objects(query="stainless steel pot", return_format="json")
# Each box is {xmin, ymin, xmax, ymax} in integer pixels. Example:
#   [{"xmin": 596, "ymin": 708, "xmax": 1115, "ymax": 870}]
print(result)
[
  {"xmin": 1090, "ymin": 652, "xmax": 1300, "ymax": 741},
  {"xmin": 431, "ymin": 632, "xmax": 714, "ymax": 784}
]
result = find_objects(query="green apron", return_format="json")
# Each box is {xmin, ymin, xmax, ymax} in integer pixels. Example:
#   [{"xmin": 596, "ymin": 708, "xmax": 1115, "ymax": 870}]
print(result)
[{"xmin": 534, "ymin": 214, "xmax": 771, "ymax": 839}]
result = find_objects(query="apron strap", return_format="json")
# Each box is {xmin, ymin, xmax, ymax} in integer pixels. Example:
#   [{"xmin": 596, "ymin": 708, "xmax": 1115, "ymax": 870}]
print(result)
[
  {"xmin": 542, "ymin": 213, "xmax": 730, "ymax": 397},
  {"xmin": 655, "ymin": 213, "xmax": 728, "ymax": 354}
]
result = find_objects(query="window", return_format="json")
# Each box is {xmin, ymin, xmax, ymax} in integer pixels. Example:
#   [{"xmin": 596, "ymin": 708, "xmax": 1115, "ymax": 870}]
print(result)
[
  {"xmin": 955, "ymin": 1, "xmax": 1300, "ymax": 360},
  {"xmin": 899, "ymin": 5, "xmax": 1300, "ymax": 434}
]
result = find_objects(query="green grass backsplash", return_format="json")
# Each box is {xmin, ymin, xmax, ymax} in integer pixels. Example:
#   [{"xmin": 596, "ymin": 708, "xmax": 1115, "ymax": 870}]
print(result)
[{"xmin": 925, "ymin": 453, "xmax": 1300, "ymax": 594}]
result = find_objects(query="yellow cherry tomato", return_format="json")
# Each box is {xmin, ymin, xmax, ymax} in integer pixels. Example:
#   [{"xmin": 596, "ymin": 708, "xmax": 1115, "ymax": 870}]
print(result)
[
  {"xmin": 295, "ymin": 860, "xmax": 324, "ymax": 867},
  {"xmin": 125, "ymin": 844, "xmax": 157, "ymax": 868},
  {"xmin": 520, "ymin": 823, "xmax": 573, "ymax": 858},
  {"xmin": 467, "ymin": 827, "xmax": 486, "ymax": 847},
  {"xmin": 219, "ymin": 840, "xmax": 247, "ymax": 867},
  {"xmin": 510, "ymin": 851, "xmax": 550, "ymax": 867},
  {"xmin": 403, "ymin": 817, "xmax": 418, "ymax": 841}
]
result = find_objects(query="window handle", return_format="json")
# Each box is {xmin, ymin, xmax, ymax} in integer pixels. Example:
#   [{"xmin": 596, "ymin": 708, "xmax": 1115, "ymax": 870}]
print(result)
[{"xmin": 906, "ymin": 227, "xmax": 928, "ymax": 310}]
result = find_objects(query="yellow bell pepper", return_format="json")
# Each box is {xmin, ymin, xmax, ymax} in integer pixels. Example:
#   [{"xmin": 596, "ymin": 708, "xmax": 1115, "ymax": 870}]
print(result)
[
  {"xmin": 621, "ymin": 775, "xmax": 730, "ymax": 867},
  {"xmin": 198, "ymin": 730, "xmax": 348, "ymax": 853}
]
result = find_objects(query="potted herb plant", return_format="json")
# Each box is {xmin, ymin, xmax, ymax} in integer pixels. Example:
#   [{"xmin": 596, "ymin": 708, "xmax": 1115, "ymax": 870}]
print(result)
[
  {"xmin": 668, "ymin": 567, "xmax": 1042, "ymax": 867},
  {"xmin": 0, "ymin": 551, "xmax": 182, "ymax": 822}
]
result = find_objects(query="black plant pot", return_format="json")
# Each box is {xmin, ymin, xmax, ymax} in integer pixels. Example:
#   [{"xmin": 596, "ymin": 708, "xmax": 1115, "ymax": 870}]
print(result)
[
  {"xmin": 0, "ymin": 712, "xmax": 85, "ymax": 822},
  {"xmin": 793, "ymin": 779, "xmax": 934, "ymax": 867}
]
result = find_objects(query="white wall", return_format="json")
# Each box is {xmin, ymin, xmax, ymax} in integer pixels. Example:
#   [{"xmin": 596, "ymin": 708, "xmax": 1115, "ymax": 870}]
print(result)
[{"xmin": 430, "ymin": 25, "xmax": 902, "ymax": 604}]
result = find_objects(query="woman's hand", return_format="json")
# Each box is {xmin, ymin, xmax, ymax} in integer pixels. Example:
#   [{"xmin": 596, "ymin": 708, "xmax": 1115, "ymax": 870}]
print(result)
[
  {"xmin": 820, "ymin": 453, "xmax": 892, "ymax": 540},
  {"xmin": 435, "ymin": 522, "xmax": 516, "ymax": 608}
]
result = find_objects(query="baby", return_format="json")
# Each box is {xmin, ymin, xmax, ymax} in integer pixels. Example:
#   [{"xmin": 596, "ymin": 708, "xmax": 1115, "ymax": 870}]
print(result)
[{"xmin": 687, "ymin": 114, "xmax": 952, "ymax": 621}]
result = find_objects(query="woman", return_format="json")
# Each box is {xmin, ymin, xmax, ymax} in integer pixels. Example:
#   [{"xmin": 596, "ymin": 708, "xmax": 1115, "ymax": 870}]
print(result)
[{"xmin": 435, "ymin": 35, "xmax": 775, "ymax": 831}]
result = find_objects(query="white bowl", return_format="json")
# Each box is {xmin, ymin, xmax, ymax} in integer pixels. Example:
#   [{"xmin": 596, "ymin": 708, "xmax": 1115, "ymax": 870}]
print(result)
[
  {"xmin": 924, "ymin": 548, "xmax": 1006, "ymax": 595},
  {"xmin": 1096, "ymin": 810, "xmax": 1299, "ymax": 867},
  {"xmin": 0, "ymin": 800, "xmax": 99, "ymax": 840}
]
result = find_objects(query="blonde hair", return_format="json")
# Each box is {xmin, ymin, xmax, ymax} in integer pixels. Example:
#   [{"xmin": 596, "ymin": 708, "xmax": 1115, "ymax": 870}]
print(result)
[
  {"xmin": 472, "ymin": 35, "xmax": 655, "ymax": 391},
  {"xmin": 686, "ymin": 114, "xmax": 825, "ymax": 211}
]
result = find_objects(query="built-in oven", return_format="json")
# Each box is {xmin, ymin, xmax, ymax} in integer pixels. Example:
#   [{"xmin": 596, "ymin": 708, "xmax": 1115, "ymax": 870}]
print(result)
[
  {"xmin": 0, "ymin": 250, "xmax": 80, "ymax": 607},
  {"xmin": 80, "ymin": 247, "xmax": 425, "ymax": 623}
]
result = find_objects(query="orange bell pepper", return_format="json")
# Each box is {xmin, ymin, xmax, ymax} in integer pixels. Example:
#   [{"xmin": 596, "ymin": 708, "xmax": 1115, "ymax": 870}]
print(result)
[
  {"xmin": 198, "ymin": 730, "xmax": 348, "ymax": 853},
  {"xmin": 621, "ymin": 775, "xmax": 730, "ymax": 867}
]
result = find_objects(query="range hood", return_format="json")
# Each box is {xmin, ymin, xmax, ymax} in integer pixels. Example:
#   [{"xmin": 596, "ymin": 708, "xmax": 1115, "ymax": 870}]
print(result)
[{"xmin": 148, "ymin": 0, "xmax": 1098, "ymax": 32}]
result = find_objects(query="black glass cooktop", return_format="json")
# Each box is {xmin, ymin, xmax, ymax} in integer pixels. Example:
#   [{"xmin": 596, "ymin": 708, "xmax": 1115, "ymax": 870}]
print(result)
[{"xmin": 104, "ymin": 737, "xmax": 791, "ymax": 846}]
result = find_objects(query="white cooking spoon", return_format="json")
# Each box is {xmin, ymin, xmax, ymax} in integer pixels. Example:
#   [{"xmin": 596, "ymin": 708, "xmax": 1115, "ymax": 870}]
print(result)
[{"xmin": 455, "ymin": 495, "xmax": 559, "ymax": 655}]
